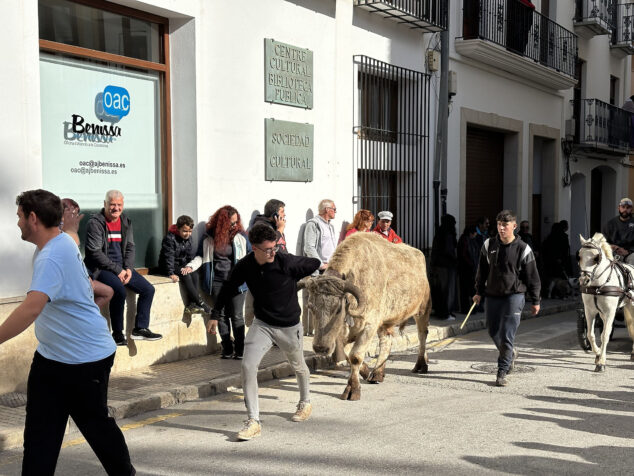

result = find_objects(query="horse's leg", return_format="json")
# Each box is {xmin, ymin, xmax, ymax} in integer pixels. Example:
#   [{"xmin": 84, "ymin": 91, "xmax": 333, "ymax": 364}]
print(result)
[
  {"xmin": 624, "ymin": 304, "xmax": 634, "ymax": 361},
  {"xmin": 412, "ymin": 295, "xmax": 431, "ymax": 374},
  {"xmin": 584, "ymin": 298, "xmax": 600, "ymax": 358},
  {"xmin": 596, "ymin": 302, "xmax": 617, "ymax": 372}
]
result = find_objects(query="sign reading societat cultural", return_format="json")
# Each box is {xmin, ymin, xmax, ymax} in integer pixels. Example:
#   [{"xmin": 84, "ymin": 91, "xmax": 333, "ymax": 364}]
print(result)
[
  {"xmin": 264, "ymin": 39, "xmax": 313, "ymax": 109},
  {"xmin": 265, "ymin": 118, "xmax": 313, "ymax": 182}
]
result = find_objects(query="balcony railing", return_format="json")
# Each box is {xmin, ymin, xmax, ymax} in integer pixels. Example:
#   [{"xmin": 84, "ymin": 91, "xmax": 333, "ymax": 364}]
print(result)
[
  {"xmin": 611, "ymin": 3, "xmax": 634, "ymax": 54},
  {"xmin": 462, "ymin": 0, "xmax": 578, "ymax": 79},
  {"xmin": 572, "ymin": 98, "xmax": 633, "ymax": 153},
  {"xmin": 574, "ymin": 0, "xmax": 613, "ymax": 37},
  {"xmin": 354, "ymin": 0, "xmax": 448, "ymax": 31}
]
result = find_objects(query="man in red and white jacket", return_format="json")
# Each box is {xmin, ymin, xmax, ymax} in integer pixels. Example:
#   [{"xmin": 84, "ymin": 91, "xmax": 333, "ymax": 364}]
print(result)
[{"xmin": 373, "ymin": 210, "xmax": 403, "ymax": 244}]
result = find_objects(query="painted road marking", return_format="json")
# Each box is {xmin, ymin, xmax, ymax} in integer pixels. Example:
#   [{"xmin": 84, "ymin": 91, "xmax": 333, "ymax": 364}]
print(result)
[{"xmin": 61, "ymin": 412, "xmax": 184, "ymax": 449}]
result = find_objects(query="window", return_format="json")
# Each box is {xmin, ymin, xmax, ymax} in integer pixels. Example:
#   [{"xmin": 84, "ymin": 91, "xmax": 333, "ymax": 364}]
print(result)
[
  {"xmin": 38, "ymin": 0, "xmax": 170, "ymax": 271},
  {"xmin": 610, "ymin": 75, "xmax": 619, "ymax": 106},
  {"xmin": 358, "ymin": 71, "xmax": 398, "ymax": 143}
]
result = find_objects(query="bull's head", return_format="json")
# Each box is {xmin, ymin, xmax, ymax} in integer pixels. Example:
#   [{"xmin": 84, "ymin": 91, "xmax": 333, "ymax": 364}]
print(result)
[{"xmin": 298, "ymin": 273, "xmax": 365, "ymax": 355}]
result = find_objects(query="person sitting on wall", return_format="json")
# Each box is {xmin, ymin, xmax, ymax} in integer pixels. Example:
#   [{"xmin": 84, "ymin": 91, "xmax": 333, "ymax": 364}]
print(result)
[
  {"xmin": 158, "ymin": 214, "xmax": 211, "ymax": 316},
  {"xmin": 186, "ymin": 206, "xmax": 251, "ymax": 359},
  {"xmin": 84, "ymin": 190, "xmax": 162, "ymax": 346},
  {"xmin": 252, "ymin": 199, "xmax": 287, "ymax": 253},
  {"xmin": 373, "ymin": 210, "xmax": 403, "ymax": 244},
  {"xmin": 60, "ymin": 198, "xmax": 113, "ymax": 310}
]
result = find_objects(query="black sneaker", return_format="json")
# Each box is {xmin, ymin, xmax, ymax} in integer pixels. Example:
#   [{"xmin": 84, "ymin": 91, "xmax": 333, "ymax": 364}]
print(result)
[
  {"xmin": 185, "ymin": 303, "xmax": 205, "ymax": 314},
  {"xmin": 199, "ymin": 301, "xmax": 212, "ymax": 314},
  {"xmin": 496, "ymin": 370, "xmax": 508, "ymax": 387},
  {"xmin": 131, "ymin": 328, "xmax": 163, "ymax": 341},
  {"xmin": 233, "ymin": 354, "xmax": 243, "ymax": 360},
  {"xmin": 113, "ymin": 332, "xmax": 127, "ymax": 346},
  {"xmin": 221, "ymin": 353, "xmax": 233, "ymax": 359}
]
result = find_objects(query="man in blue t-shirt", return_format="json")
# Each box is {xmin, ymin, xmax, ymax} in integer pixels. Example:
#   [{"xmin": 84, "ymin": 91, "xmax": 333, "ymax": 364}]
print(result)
[{"xmin": 0, "ymin": 189, "xmax": 134, "ymax": 475}]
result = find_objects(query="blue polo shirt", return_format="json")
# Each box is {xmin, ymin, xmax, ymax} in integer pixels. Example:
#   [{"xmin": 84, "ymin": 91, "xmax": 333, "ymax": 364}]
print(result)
[{"xmin": 29, "ymin": 233, "xmax": 116, "ymax": 364}]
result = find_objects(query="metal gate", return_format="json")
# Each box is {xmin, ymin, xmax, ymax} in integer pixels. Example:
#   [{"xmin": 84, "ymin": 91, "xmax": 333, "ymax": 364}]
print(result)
[{"xmin": 352, "ymin": 55, "xmax": 431, "ymax": 250}]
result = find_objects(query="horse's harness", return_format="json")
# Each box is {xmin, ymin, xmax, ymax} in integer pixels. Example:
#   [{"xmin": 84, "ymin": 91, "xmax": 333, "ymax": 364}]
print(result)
[{"xmin": 579, "ymin": 241, "xmax": 634, "ymax": 309}]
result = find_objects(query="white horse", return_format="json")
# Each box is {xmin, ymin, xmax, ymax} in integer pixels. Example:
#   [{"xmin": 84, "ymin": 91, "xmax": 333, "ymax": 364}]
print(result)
[{"xmin": 578, "ymin": 233, "xmax": 634, "ymax": 371}]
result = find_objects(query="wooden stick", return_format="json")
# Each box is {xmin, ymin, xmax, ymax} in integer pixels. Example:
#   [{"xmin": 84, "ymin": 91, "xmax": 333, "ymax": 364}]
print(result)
[{"xmin": 460, "ymin": 301, "xmax": 478, "ymax": 330}]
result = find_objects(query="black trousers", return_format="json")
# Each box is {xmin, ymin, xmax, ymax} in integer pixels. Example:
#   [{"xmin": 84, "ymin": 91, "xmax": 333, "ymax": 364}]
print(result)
[
  {"xmin": 211, "ymin": 281, "xmax": 246, "ymax": 356},
  {"xmin": 177, "ymin": 269, "xmax": 201, "ymax": 305},
  {"xmin": 22, "ymin": 352, "xmax": 134, "ymax": 476}
]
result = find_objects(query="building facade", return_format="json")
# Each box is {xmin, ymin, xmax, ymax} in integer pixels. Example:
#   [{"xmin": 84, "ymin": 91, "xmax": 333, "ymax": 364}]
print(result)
[
  {"xmin": 1, "ymin": 0, "xmax": 446, "ymax": 300},
  {"xmin": 448, "ymin": 0, "xmax": 633, "ymax": 256}
]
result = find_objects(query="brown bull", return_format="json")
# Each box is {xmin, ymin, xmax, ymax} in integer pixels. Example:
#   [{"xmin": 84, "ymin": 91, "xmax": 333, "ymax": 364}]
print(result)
[{"xmin": 299, "ymin": 232, "xmax": 431, "ymax": 400}]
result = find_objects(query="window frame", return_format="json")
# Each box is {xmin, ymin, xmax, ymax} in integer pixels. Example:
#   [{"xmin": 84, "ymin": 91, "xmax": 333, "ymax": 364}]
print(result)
[{"xmin": 38, "ymin": 0, "xmax": 172, "ymax": 272}]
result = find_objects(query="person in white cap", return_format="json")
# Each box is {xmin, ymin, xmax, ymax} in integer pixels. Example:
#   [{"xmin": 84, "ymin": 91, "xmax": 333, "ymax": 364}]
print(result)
[
  {"xmin": 602, "ymin": 197, "xmax": 634, "ymax": 264},
  {"xmin": 373, "ymin": 211, "xmax": 403, "ymax": 244}
]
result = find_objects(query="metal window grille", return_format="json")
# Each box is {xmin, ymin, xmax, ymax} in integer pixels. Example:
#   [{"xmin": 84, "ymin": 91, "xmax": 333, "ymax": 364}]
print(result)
[
  {"xmin": 462, "ymin": 0, "xmax": 578, "ymax": 78},
  {"xmin": 571, "ymin": 98, "xmax": 633, "ymax": 152},
  {"xmin": 352, "ymin": 55, "xmax": 431, "ymax": 250}
]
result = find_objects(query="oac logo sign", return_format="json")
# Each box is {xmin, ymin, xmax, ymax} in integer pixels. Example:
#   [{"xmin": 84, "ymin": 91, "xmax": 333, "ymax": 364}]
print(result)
[{"xmin": 94, "ymin": 86, "xmax": 131, "ymax": 124}]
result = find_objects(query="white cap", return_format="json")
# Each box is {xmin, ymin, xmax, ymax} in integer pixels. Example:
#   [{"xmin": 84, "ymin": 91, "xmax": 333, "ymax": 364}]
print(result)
[{"xmin": 378, "ymin": 211, "xmax": 393, "ymax": 221}]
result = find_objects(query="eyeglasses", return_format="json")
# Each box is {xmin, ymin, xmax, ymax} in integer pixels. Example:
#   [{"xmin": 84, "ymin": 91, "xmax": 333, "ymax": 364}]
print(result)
[
  {"xmin": 230, "ymin": 221, "xmax": 238, "ymax": 227},
  {"xmin": 255, "ymin": 245, "xmax": 279, "ymax": 256},
  {"xmin": 327, "ymin": 207, "xmax": 337, "ymax": 212}
]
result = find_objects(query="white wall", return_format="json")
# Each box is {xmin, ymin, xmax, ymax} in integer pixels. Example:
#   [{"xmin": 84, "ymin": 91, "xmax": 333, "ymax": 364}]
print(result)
[
  {"xmin": 0, "ymin": 0, "xmax": 435, "ymax": 298},
  {"xmin": 0, "ymin": 0, "xmax": 43, "ymax": 296}
]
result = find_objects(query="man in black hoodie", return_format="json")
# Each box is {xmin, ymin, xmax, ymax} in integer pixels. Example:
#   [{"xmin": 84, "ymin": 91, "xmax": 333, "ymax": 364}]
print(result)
[
  {"xmin": 474, "ymin": 209, "xmax": 540, "ymax": 387},
  {"xmin": 207, "ymin": 223, "xmax": 320, "ymax": 441}
]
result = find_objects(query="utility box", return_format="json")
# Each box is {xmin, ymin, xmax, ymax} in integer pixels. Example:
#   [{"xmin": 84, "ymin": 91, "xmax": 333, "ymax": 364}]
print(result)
[
  {"xmin": 427, "ymin": 50, "xmax": 440, "ymax": 72},
  {"xmin": 565, "ymin": 119, "xmax": 576, "ymax": 138},
  {"xmin": 448, "ymin": 70, "xmax": 457, "ymax": 97}
]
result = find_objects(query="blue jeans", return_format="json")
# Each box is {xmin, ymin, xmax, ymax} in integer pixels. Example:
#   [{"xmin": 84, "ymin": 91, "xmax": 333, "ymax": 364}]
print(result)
[
  {"xmin": 96, "ymin": 269, "xmax": 154, "ymax": 333},
  {"xmin": 485, "ymin": 294, "xmax": 524, "ymax": 373}
]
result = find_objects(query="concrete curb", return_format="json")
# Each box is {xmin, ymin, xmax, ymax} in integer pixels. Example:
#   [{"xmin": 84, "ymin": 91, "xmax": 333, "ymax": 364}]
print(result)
[{"xmin": 0, "ymin": 301, "xmax": 579, "ymax": 451}]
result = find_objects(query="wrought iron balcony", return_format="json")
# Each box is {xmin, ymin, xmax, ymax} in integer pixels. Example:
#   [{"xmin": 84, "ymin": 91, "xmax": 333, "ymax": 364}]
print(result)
[
  {"xmin": 571, "ymin": 98, "xmax": 633, "ymax": 154},
  {"xmin": 457, "ymin": 0, "xmax": 578, "ymax": 90},
  {"xmin": 574, "ymin": 0, "xmax": 613, "ymax": 38},
  {"xmin": 611, "ymin": 3, "xmax": 634, "ymax": 55},
  {"xmin": 354, "ymin": 0, "xmax": 447, "ymax": 32}
]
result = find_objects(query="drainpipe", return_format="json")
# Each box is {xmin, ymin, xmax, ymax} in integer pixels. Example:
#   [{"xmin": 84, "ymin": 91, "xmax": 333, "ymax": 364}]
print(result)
[{"xmin": 433, "ymin": 7, "xmax": 450, "ymax": 234}]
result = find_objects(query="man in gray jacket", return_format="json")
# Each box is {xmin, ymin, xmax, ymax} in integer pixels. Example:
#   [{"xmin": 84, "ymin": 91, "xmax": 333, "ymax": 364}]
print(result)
[
  {"xmin": 303, "ymin": 199, "xmax": 337, "ymax": 273},
  {"xmin": 302, "ymin": 199, "xmax": 337, "ymax": 336}
]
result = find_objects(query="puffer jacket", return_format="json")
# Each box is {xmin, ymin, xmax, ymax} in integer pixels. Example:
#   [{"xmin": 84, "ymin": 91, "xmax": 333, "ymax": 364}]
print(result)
[{"xmin": 158, "ymin": 225, "xmax": 197, "ymax": 276}]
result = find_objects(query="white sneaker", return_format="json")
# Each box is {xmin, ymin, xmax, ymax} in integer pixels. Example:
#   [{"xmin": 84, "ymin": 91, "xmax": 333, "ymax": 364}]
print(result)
[
  {"xmin": 237, "ymin": 418, "xmax": 261, "ymax": 441},
  {"xmin": 291, "ymin": 402, "xmax": 312, "ymax": 422}
]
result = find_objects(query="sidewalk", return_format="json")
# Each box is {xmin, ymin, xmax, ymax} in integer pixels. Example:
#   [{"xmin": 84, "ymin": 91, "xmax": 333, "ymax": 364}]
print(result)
[{"xmin": 0, "ymin": 298, "xmax": 579, "ymax": 451}]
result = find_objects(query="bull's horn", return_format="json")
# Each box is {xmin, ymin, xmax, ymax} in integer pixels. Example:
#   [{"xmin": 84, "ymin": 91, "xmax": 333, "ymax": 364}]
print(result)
[{"xmin": 344, "ymin": 281, "xmax": 366, "ymax": 317}]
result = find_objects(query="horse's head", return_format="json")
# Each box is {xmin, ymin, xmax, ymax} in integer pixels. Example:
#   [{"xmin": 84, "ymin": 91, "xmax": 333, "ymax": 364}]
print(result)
[{"xmin": 578, "ymin": 233, "xmax": 613, "ymax": 284}]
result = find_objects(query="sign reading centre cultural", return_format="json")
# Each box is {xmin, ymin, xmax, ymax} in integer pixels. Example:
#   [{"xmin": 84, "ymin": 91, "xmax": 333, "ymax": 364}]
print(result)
[
  {"xmin": 265, "ymin": 119, "xmax": 313, "ymax": 182},
  {"xmin": 265, "ymin": 39, "xmax": 313, "ymax": 109}
]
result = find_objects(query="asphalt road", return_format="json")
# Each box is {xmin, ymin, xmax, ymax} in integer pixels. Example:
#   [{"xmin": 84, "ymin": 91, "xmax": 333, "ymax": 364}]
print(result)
[{"xmin": 2, "ymin": 310, "xmax": 634, "ymax": 475}]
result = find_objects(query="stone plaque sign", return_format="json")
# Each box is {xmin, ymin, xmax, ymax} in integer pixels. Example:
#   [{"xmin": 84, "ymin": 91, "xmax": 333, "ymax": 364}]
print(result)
[
  {"xmin": 265, "ymin": 118, "xmax": 313, "ymax": 182},
  {"xmin": 265, "ymin": 39, "xmax": 313, "ymax": 109}
]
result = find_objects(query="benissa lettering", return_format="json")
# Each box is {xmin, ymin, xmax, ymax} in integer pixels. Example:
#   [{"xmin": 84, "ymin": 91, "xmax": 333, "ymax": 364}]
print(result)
[
  {"xmin": 68, "ymin": 114, "xmax": 122, "ymax": 137},
  {"xmin": 271, "ymin": 132, "xmax": 310, "ymax": 147}
]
